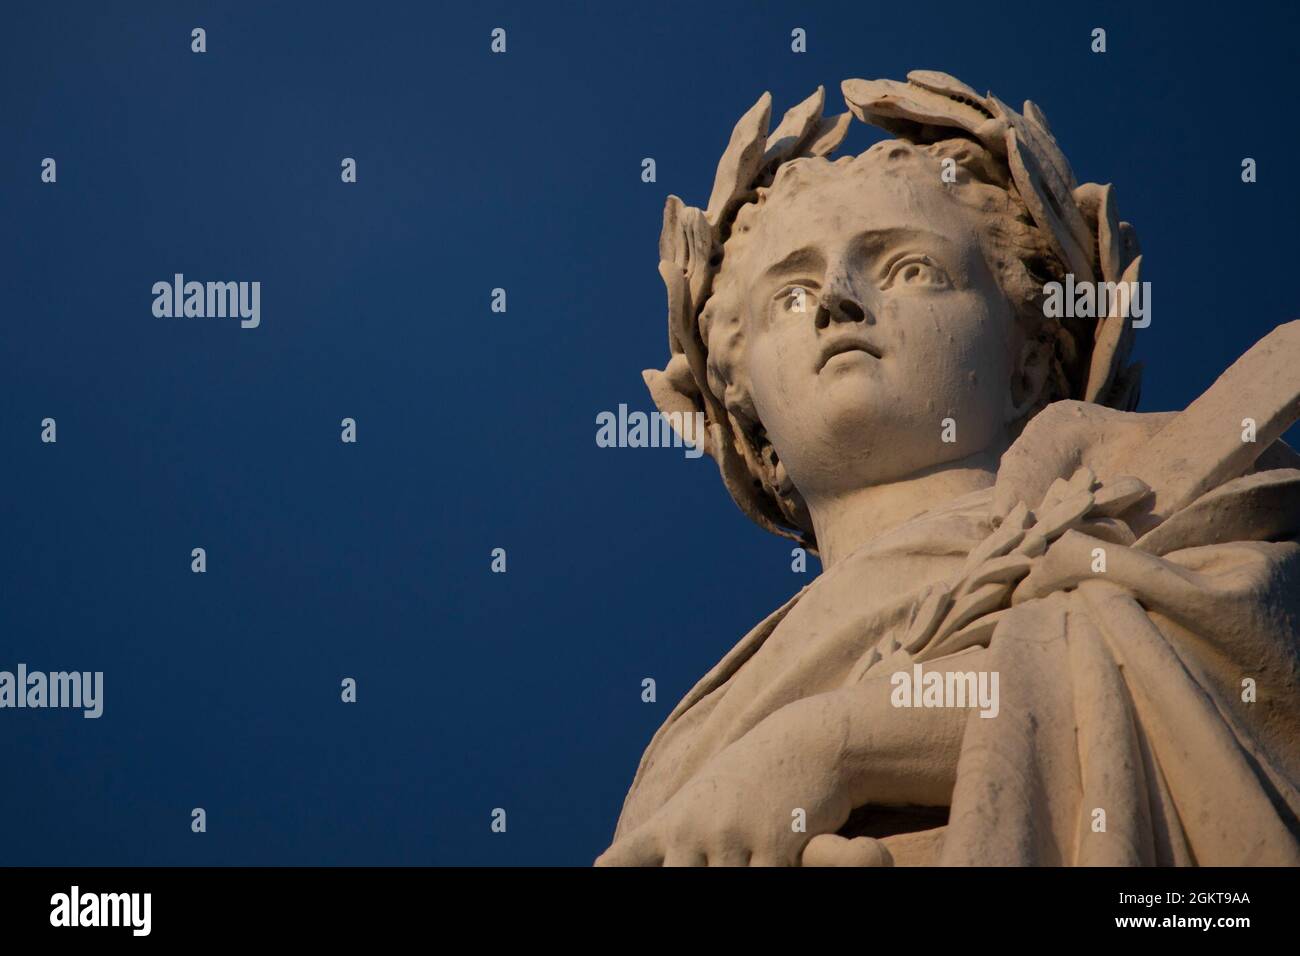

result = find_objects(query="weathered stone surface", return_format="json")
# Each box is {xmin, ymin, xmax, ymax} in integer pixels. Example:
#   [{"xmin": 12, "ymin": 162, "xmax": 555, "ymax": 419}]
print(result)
[{"xmin": 601, "ymin": 71, "xmax": 1300, "ymax": 868}]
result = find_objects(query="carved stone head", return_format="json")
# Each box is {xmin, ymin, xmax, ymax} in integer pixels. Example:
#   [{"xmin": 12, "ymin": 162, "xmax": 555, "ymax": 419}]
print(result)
[{"xmin": 644, "ymin": 72, "xmax": 1144, "ymax": 550}]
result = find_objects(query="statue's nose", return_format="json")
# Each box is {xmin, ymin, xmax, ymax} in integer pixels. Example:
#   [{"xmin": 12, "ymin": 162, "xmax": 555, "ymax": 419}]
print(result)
[{"xmin": 816, "ymin": 277, "xmax": 873, "ymax": 328}]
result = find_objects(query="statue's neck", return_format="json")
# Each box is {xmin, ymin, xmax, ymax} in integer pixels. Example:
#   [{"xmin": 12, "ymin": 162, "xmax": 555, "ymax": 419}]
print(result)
[{"xmin": 807, "ymin": 446, "xmax": 1005, "ymax": 570}]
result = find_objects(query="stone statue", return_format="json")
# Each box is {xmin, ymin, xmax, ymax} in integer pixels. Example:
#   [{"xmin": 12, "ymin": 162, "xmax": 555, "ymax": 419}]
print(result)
[{"xmin": 598, "ymin": 72, "xmax": 1300, "ymax": 866}]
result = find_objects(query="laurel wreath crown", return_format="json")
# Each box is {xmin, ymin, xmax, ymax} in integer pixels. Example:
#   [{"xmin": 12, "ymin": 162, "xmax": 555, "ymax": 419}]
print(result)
[{"xmin": 644, "ymin": 71, "xmax": 1144, "ymax": 547}]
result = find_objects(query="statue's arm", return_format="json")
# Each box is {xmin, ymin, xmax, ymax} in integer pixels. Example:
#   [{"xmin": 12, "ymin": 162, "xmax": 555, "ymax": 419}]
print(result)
[
  {"xmin": 596, "ymin": 652, "xmax": 973, "ymax": 866},
  {"xmin": 742, "ymin": 654, "xmax": 973, "ymax": 812}
]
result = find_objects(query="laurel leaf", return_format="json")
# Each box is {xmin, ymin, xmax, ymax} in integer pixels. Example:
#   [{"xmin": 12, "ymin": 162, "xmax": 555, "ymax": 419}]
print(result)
[
  {"xmin": 842, "ymin": 77, "xmax": 990, "ymax": 136},
  {"xmin": 705, "ymin": 92, "xmax": 772, "ymax": 227},
  {"xmin": 804, "ymin": 112, "xmax": 852, "ymax": 157},
  {"xmin": 1085, "ymin": 255, "xmax": 1142, "ymax": 402},
  {"xmin": 762, "ymin": 86, "xmax": 825, "ymax": 169},
  {"xmin": 1005, "ymin": 125, "xmax": 1094, "ymax": 280},
  {"xmin": 907, "ymin": 70, "xmax": 987, "ymax": 108}
]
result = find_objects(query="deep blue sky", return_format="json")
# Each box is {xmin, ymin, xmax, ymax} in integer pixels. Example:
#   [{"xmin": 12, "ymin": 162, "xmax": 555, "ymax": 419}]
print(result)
[{"xmin": 2, "ymin": 0, "xmax": 1297, "ymax": 865}]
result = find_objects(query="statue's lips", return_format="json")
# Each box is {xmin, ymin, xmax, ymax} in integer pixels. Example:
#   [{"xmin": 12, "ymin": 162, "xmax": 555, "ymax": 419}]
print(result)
[{"xmin": 817, "ymin": 338, "xmax": 882, "ymax": 371}]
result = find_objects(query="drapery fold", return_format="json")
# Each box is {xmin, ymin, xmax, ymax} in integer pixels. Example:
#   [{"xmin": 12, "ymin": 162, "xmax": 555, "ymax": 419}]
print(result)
[{"xmin": 613, "ymin": 405, "xmax": 1300, "ymax": 866}]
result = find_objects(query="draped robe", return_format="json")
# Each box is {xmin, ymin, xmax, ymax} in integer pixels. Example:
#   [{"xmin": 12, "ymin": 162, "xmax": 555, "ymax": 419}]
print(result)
[{"xmin": 612, "ymin": 401, "xmax": 1300, "ymax": 865}]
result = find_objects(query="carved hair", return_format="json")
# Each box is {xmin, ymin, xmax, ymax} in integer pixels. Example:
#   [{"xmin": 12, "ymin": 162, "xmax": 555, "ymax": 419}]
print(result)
[{"xmin": 644, "ymin": 73, "xmax": 1143, "ymax": 549}]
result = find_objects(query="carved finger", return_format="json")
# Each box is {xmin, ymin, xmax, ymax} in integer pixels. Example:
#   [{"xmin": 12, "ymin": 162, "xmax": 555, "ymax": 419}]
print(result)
[
  {"xmin": 662, "ymin": 847, "xmax": 707, "ymax": 867},
  {"xmin": 801, "ymin": 834, "xmax": 894, "ymax": 867},
  {"xmin": 594, "ymin": 828, "xmax": 663, "ymax": 868},
  {"xmin": 706, "ymin": 847, "xmax": 752, "ymax": 867}
]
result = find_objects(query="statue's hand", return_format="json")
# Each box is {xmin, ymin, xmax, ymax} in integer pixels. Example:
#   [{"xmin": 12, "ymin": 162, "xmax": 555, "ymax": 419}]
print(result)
[{"xmin": 595, "ymin": 709, "xmax": 852, "ymax": 867}]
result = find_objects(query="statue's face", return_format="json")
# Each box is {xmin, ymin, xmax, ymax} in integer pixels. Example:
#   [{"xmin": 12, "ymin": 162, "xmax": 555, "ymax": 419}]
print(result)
[{"xmin": 738, "ymin": 155, "xmax": 1024, "ymax": 497}]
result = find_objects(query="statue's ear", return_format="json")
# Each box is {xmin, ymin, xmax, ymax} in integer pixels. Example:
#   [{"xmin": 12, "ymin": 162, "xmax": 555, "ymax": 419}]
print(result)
[{"xmin": 1007, "ymin": 329, "xmax": 1052, "ymax": 423}]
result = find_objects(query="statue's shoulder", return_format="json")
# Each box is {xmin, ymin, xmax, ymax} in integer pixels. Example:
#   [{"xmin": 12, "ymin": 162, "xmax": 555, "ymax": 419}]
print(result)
[
  {"xmin": 996, "ymin": 398, "xmax": 1300, "ymax": 528},
  {"xmin": 999, "ymin": 322, "xmax": 1300, "ymax": 522},
  {"xmin": 994, "ymin": 401, "xmax": 1172, "ymax": 517}
]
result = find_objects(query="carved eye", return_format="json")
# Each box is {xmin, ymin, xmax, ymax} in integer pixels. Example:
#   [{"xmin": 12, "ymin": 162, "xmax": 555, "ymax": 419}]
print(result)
[
  {"xmin": 775, "ymin": 284, "xmax": 818, "ymax": 315},
  {"xmin": 883, "ymin": 255, "xmax": 950, "ymax": 290}
]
